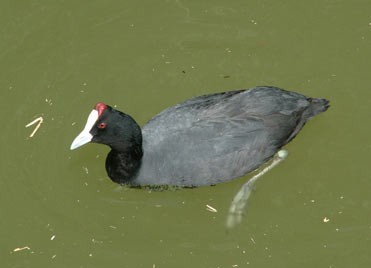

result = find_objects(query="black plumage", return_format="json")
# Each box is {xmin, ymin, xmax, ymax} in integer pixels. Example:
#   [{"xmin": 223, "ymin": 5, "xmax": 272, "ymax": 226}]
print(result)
[{"xmin": 71, "ymin": 86, "xmax": 329, "ymax": 186}]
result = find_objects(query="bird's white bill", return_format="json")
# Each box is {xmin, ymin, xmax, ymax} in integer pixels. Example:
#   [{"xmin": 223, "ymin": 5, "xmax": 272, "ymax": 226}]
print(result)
[{"xmin": 70, "ymin": 109, "xmax": 98, "ymax": 150}]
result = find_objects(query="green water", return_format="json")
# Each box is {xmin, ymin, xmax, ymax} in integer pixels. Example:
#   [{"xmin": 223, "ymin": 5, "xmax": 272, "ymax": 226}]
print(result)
[{"xmin": 1, "ymin": 0, "xmax": 371, "ymax": 267}]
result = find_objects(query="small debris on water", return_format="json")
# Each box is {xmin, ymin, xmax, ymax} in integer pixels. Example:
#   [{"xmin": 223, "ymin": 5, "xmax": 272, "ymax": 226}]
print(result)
[
  {"xmin": 13, "ymin": 246, "xmax": 30, "ymax": 252},
  {"xmin": 25, "ymin": 116, "xmax": 43, "ymax": 137},
  {"xmin": 91, "ymin": 238, "xmax": 103, "ymax": 244},
  {"xmin": 206, "ymin": 204, "xmax": 217, "ymax": 212},
  {"xmin": 82, "ymin": 166, "xmax": 89, "ymax": 174},
  {"xmin": 45, "ymin": 98, "xmax": 53, "ymax": 105},
  {"xmin": 50, "ymin": 235, "xmax": 56, "ymax": 240},
  {"xmin": 323, "ymin": 217, "xmax": 330, "ymax": 223}
]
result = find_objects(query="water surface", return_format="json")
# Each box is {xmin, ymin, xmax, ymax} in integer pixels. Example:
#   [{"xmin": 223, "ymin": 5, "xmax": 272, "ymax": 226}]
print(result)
[{"xmin": 1, "ymin": 0, "xmax": 371, "ymax": 267}]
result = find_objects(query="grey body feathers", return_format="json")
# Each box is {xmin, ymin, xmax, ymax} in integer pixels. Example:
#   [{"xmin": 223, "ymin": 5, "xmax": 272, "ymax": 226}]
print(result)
[{"xmin": 134, "ymin": 86, "xmax": 328, "ymax": 186}]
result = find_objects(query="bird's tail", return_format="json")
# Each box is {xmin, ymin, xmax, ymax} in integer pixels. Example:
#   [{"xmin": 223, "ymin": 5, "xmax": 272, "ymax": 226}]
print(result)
[
  {"xmin": 285, "ymin": 97, "xmax": 329, "ymax": 143},
  {"xmin": 305, "ymin": 97, "xmax": 330, "ymax": 120}
]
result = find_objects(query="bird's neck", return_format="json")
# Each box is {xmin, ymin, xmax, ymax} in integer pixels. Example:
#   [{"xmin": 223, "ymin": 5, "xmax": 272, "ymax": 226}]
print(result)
[{"xmin": 105, "ymin": 146, "xmax": 143, "ymax": 184}]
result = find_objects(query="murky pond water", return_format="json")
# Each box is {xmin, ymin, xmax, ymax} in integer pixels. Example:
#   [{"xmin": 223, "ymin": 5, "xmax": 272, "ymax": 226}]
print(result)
[{"xmin": 1, "ymin": 0, "xmax": 371, "ymax": 267}]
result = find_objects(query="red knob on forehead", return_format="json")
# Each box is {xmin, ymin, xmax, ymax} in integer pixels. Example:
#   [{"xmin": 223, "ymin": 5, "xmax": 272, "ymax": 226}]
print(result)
[{"xmin": 94, "ymin": 102, "xmax": 107, "ymax": 117}]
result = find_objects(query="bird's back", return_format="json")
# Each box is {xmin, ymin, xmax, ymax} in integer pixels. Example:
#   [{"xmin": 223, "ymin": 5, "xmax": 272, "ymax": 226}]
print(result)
[{"xmin": 136, "ymin": 86, "xmax": 328, "ymax": 186}]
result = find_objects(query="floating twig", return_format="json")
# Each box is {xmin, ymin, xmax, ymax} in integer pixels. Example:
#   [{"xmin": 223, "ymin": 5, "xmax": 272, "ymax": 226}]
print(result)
[
  {"xmin": 206, "ymin": 204, "xmax": 218, "ymax": 213},
  {"xmin": 13, "ymin": 246, "xmax": 30, "ymax": 252},
  {"xmin": 25, "ymin": 116, "xmax": 43, "ymax": 137}
]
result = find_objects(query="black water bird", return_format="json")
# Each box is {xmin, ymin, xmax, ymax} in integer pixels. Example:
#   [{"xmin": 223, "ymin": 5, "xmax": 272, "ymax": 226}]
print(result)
[{"xmin": 70, "ymin": 86, "xmax": 329, "ymax": 186}]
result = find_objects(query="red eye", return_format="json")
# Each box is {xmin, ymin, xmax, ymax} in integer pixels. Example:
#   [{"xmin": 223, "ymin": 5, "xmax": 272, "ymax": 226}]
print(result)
[{"xmin": 98, "ymin": 122, "xmax": 106, "ymax": 129}]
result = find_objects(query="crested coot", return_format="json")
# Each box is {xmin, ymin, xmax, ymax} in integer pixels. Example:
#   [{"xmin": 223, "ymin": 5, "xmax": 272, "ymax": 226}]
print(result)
[{"xmin": 70, "ymin": 86, "xmax": 329, "ymax": 186}]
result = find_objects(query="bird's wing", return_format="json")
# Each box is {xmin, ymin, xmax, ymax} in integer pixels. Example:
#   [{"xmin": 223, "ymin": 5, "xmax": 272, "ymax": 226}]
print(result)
[{"xmin": 138, "ymin": 87, "xmax": 309, "ymax": 186}]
